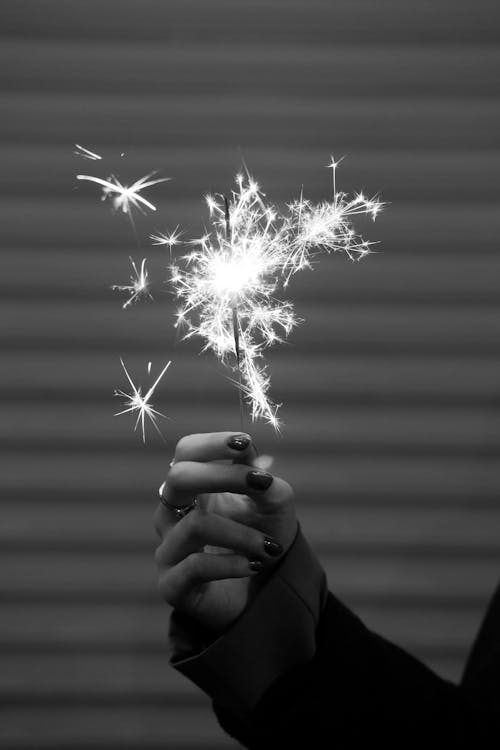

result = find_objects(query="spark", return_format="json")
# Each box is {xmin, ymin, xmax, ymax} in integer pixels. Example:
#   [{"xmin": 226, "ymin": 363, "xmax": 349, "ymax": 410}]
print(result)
[
  {"xmin": 114, "ymin": 358, "xmax": 171, "ymax": 443},
  {"xmin": 76, "ymin": 171, "xmax": 170, "ymax": 216},
  {"xmin": 112, "ymin": 257, "xmax": 153, "ymax": 309},
  {"xmin": 74, "ymin": 143, "xmax": 102, "ymax": 160},
  {"xmin": 150, "ymin": 226, "xmax": 183, "ymax": 251},
  {"xmin": 283, "ymin": 155, "xmax": 384, "ymax": 284},
  {"xmin": 170, "ymin": 172, "xmax": 297, "ymax": 429}
]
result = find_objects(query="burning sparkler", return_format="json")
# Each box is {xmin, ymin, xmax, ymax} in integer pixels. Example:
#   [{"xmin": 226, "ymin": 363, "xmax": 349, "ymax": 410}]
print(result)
[
  {"xmin": 112, "ymin": 257, "xmax": 153, "ymax": 309},
  {"xmin": 114, "ymin": 358, "xmax": 171, "ymax": 442},
  {"xmin": 170, "ymin": 161, "xmax": 384, "ymax": 430},
  {"xmin": 170, "ymin": 173, "xmax": 299, "ymax": 429}
]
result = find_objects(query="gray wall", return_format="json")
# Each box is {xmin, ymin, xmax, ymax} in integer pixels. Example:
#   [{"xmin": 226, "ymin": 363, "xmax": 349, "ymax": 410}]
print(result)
[{"xmin": 1, "ymin": 1, "xmax": 500, "ymax": 747}]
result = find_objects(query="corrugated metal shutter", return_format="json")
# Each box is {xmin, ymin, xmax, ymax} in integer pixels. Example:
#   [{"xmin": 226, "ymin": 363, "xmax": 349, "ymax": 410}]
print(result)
[{"xmin": 1, "ymin": 1, "xmax": 499, "ymax": 747}]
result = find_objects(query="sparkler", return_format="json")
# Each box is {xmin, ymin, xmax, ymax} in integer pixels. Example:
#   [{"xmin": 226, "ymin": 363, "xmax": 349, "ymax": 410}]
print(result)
[
  {"xmin": 170, "ymin": 161, "xmax": 384, "ymax": 430},
  {"xmin": 75, "ymin": 145, "xmax": 383, "ymax": 435},
  {"xmin": 114, "ymin": 358, "xmax": 171, "ymax": 442},
  {"xmin": 112, "ymin": 257, "xmax": 153, "ymax": 309},
  {"xmin": 170, "ymin": 173, "xmax": 299, "ymax": 430}
]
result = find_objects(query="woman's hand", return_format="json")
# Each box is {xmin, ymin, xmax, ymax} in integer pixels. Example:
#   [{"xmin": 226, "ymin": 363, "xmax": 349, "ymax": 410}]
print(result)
[{"xmin": 153, "ymin": 431, "xmax": 297, "ymax": 633}]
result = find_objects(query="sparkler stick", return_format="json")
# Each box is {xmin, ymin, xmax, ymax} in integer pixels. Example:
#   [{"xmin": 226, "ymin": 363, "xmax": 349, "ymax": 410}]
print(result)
[{"xmin": 222, "ymin": 193, "xmax": 246, "ymax": 429}]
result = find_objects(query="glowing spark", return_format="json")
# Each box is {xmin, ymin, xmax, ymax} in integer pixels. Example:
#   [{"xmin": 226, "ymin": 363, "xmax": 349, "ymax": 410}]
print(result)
[
  {"xmin": 74, "ymin": 143, "xmax": 102, "ymax": 160},
  {"xmin": 170, "ymin": 172, "xmax": 299, "ymax": 429},
  {"xmin": 76, "ymin": 172, "xmax": 170, "ymax": 215},
  {"xmin": 112, "ymin": 257, "xmax": 153, "ymax": 309},
  {"xmin": 114, "ymin": 358, "xmax": 171, "ymax": 443},
  {"xmin": 283, "ymin": 155, "xmax": 384, "ymax": 284},
  {"xmin": 150, "ymin": 226, "xmax": 183, "ymax": 250}
]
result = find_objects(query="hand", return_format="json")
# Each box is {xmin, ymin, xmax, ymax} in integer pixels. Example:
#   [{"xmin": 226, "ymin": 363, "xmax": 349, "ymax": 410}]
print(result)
[{"xmin": 154, "ymin": 431, "xmax": 297, "ymax": 632}]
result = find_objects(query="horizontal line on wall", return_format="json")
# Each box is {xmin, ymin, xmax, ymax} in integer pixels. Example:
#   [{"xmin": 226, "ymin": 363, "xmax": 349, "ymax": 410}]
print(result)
[{"xmin": 2, "ymin": 440, "xmax": 498, "ymax": 458}]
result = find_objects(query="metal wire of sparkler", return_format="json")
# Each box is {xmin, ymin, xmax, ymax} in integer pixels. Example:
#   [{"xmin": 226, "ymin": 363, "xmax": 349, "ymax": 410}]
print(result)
[{"xmin": 223, "ymin": 194, "xmax": 246, "ymax": 432}]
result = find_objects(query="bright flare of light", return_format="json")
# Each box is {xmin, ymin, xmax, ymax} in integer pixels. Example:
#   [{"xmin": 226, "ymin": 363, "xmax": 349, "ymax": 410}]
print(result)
[
  {"xmin": 170, "ymin": 173, "xmax": 298, "ymax": 429},
  {"xmin": 170, "ymin": 162, "xmax": 383, "ymax": 430},
  {"xmin": 74, "ymin": 143, "xmax": 102, "ymax": 160},
  {"xmin": 150, "ymin": 226, "xmax": 183, "ymax": 251},
  {"xmin": 77, "ymin": 172, "xmax": 170, "ymax": 215},
  {"xmin": 112, "ymin": 257, "xmax": 153, "ymax": 309},
  {"xmin": 283, "ymin": 155, "xmax": 384, "ymax": 284},
  {"xmin": 114, "ymin": 358, "xmax": 171, "ymax": 443}
]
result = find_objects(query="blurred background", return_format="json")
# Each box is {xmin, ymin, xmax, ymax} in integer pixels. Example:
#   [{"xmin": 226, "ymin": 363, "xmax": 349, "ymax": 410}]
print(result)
[{"xmin": 1, "ymin": 0, "xmax": 500, "ymax": 747}]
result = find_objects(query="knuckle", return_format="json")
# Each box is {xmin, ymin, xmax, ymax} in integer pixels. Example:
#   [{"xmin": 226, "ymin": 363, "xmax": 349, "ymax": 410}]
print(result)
[
  {"xmin": 174, "ymin": 435, "xmax": 192, "ymax": 460},
  {"xmin": 167, "ymin": 461, "xmax": 187, "ymax": 489},
  {"xmin": 157, "ymin": 570, "xmax": 175, "ymax": 604},
  {"xmin": 270, "ymin": 477, "xmax": 295, "ymax": 508},
  {"xmin": 154, "ymin": 544, "xmax": 164, "ymax": 568},
  {"xmin": 184, "ymin": 509, "xmax": 204, "ymax": 542},
  {"xmin": 185, "ymin": 552, "xmax": 204, "ymax": 580}
]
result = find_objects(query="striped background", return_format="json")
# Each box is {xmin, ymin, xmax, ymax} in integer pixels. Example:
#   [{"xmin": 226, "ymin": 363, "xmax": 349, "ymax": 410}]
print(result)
[{"xmin": 2, "ymin": 1, "xmax": 500, "ymax": 747}]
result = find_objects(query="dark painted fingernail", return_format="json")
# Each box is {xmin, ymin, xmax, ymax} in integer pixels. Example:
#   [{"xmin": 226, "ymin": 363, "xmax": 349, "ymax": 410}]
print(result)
[
  {"xmin": 263, "ymin": 537, "xmax": 283, "ymax": 557},
  {"xmin": 246, "ymin": 470, "xmax": 273, "ymax": 491},
  {"xmin": 227, "ymin": 434, "xmax": 251, "ymax": 451},
  {"xmin": 249, "ymin": 559, "xmax": 264, "ymax": 572}
]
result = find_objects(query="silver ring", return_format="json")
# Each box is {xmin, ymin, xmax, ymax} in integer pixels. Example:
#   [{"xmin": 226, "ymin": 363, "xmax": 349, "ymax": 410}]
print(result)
[{"xmin": 158, "ymin": 481, "xmax": 197, "ymax": 521}]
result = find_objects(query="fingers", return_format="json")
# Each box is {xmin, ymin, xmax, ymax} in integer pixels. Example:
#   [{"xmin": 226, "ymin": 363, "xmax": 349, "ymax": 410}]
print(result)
[
  {"xmin": 158, "ymin": 551, "xmax": 261, "ymax": 608},
  {"xmin": 158, "ymin": 459, "xmax": 291, "ymax": 514},
  {"xmin": 155, "ymin": 508, "xmax": 283, "ymax": 568},
  {"xmin": 173, "ymin": 431, "xmax": 258, "ymax": 465}
]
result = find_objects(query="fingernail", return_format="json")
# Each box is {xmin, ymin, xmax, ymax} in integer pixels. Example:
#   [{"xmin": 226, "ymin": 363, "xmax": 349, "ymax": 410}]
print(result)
[
  {"xmin": 249, "ymin": 559, "xmax": 264, "ymax": 572},
  {"xmin": 227, "ymin": 434, "xmax": 251, "ymax": 451},
  {"xmin": 263, "ymin": 536, "xmax": 283, "ymax": 557},
  {"xmin": 246, "ymin": 470, "xmax": 273, "ymax": 491}
]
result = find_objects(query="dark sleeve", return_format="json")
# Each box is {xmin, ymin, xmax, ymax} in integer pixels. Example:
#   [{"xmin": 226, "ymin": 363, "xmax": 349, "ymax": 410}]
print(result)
[
  {"xmin": 215, "ymin": 591, "xmax": 500, "ymax": 749},
  {"xmin": 168, "ymin": 527, "xmax": 500, "ymax": 748}
]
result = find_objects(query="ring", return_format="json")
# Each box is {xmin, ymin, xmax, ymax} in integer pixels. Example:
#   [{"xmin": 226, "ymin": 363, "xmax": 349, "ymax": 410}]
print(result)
[{"xmin": 158, "ymin": 481, "xmax": 198, "ymax": 521}]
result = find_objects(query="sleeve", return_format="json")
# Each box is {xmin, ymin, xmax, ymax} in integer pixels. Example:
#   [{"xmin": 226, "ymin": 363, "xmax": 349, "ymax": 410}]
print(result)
[
  {"xmin": 168, "ymin": 523, "xmax": 328, "ymax": 713},
  {"xmin": 168, "ymin": 529, "xmax": 500, "ymax": 749},
  {"xmin": 215, "ymin": 593, "xmax": 500, "ymax": 749}
]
